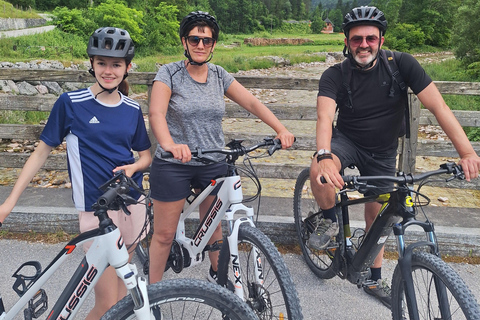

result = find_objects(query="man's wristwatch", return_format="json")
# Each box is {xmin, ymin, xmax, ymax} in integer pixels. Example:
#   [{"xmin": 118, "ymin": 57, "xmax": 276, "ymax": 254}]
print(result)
[{"xmin": 314, "ymin": 149, "xmax": 333, "ymax": 162}]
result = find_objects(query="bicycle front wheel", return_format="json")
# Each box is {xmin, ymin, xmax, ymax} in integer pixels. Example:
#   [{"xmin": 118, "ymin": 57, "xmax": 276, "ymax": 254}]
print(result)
[
  {"xmin": 101, "ymin": 278, "xmax": 258, "ymax": 320},
  {"xmin": 391, "ymin": 251, "xmax": 480, "ymax": 320},
  {"xmin": 293, "ymin": 167, "xmax": 337, "ymax": 279},
  {"xmin": 217, "ymin": 224, "xmax": 303, "ymax": 320}
]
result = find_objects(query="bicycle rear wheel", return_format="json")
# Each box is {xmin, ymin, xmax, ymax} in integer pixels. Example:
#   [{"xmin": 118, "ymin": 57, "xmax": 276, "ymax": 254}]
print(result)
[
  {"xmin": 217, "ymin": 224, "xmax": 303, "ymax": 320},
  {"xmin": 293, "ymin": 167, "xmax": 337, "ymax": 279},
  {"xmin": 391, "ymin": 251, "xmax": 480, "ymax": 320},
  {"xmin": 101, "ymin": 278, "xmax": 258, "ymax": 320}
]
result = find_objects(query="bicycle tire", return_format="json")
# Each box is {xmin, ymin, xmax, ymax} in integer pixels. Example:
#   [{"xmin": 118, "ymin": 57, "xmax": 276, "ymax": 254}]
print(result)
[
  {"xmin": 101, "ymin": 278, "xmax": 258, "ymax": 320},
  {"xmin": 391, "ymin": 251, "xmax": 480, "ymax": 320},
  {"xmin": 293, "ymin": 167, "xmax": 337, "ymax": 279},
  {"xmin": 216, "ymin": 224, "xmax": 303, "ymax": 320}
]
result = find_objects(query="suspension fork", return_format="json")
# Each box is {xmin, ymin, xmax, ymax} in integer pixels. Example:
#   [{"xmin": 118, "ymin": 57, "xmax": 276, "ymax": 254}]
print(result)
[
  {"xmin": 394, "ymin": 220, "xmax": 449, "ymax": 320},
  {"xmin": 225, "ymin": 205, "xmax": 258, "ymax": 300}
]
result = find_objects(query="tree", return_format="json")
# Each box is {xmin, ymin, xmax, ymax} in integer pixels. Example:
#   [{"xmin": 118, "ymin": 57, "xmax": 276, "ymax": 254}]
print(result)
[
  {"xmin": 452, "ymin": 0, "xmax": 480, "ymax": 73},
  {"xmin": 89, "ymin": 0, "xmax": 145, "ymax": 45},
  {"xmin": 399, "ymin": 0, "xmax": 459, "ymax": 47},
  {"xmin": 141, "ymin": 2, "xmax": 180, "ymax": 54}
]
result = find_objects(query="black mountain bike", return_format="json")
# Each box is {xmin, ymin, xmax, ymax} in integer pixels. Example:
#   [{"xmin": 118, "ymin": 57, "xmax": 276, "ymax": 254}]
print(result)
[{"xmin": 293, "ymin": 162, "xmax": 480, "ymax": 319}]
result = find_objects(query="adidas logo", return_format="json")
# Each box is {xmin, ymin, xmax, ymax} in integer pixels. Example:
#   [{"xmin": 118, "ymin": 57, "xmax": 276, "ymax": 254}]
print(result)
[{"xmin": 89, "ymin": 116, "xmax": 100, "ymax": 124}]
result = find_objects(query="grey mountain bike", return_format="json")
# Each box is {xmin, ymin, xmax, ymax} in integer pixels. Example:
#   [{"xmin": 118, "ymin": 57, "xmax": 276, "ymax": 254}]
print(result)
[{"xmin": 293, "ymin": 162, "xmax": 480, "ymax": 319}]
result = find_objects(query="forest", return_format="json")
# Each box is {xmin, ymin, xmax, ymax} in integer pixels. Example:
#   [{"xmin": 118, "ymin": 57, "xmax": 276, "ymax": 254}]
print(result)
[{"xmin": 4, "ymin": 0, "xmax": 480, "ymax": 74}]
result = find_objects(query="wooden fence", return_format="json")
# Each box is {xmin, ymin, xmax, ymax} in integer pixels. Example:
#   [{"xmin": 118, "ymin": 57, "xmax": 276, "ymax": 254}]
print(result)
[{"xmin": 1, "ymin": 69, "xmax": 480, "ymax": 187}]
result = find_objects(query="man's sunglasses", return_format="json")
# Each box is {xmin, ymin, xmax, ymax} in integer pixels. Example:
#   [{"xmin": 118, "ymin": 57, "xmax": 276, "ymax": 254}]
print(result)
[
  {"xmin": 186, "ymin": 36, "xmax": 215, "ymax": 48},
  {"xmin": 349, "ymin": 35, "xmax": 380, "ymax": 47}
]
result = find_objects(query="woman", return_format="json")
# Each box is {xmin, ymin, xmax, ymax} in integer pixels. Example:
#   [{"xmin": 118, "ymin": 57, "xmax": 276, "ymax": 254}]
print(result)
[
  {"xmin": 0, "ymin": 27, "xmax": 152, "ymax": 319},
  {"xmin": 148, "ymin": 11, "xmax": 295, "ymax": 284}
]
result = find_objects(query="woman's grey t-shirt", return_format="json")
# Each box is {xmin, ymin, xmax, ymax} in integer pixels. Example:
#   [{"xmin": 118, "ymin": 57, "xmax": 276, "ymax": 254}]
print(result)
[{"xmin": 153, "ymin": 61, "xmax": 235, "ymax": 165}]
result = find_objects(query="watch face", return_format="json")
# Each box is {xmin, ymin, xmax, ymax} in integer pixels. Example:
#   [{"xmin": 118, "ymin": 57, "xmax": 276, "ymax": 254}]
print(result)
[{"xmin": 318, "ymin": 149, "xmax": 330, "ymax": 155}]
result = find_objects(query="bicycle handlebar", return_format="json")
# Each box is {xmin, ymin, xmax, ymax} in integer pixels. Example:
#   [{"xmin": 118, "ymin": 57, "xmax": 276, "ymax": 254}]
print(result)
[
  {"xmin": 94, "ymin": 170, "xmax": 144, "ymax": 213},
  {"xmin": 341, "ymin": 162, "xmax": 464, "ymax": 189},
  {"xmin": 160, "ymin": 138, "xmax": 284, "ymax": 160}
]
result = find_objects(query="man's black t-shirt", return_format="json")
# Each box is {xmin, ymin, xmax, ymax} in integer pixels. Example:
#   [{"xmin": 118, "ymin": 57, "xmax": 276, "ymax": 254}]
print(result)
[{"xmin": 318, "ymin": 51, "xmax": 432, "ymax": 154}]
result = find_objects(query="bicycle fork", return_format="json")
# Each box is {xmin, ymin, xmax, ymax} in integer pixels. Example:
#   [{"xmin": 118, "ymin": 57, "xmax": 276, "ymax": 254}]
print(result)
[
  {"xmin": 393, "ymin": 220, "xmax": 451, "ymax": 320},
  {"xmin": 225, "ymin": 204, "xmax": 261, "ymax": 300}
]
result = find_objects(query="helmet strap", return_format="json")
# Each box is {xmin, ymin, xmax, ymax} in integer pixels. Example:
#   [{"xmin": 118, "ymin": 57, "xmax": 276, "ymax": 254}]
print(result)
[
  {"xmin": 184, "ymin": 46, "xmax": 214, "ymax": 66},
  {"xmin": 89, "ymin": 68, "xmax": 128, "ymax": 99}
]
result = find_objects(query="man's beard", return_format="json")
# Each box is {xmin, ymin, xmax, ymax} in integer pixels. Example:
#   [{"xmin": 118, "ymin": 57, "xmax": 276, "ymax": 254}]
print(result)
[{"xmin": 352, "ymin": 47, "xmax": 377, "ymax": 68}]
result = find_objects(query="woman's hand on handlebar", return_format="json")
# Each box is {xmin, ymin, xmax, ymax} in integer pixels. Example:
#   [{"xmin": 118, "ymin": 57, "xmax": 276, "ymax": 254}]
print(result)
[
  {"xmin": 163, "ymin": 143, "xmax": 192, "ymax": 163},
  {"xmin": 275, "ymin": 129, "xmax": 295, "ymax": 149}
]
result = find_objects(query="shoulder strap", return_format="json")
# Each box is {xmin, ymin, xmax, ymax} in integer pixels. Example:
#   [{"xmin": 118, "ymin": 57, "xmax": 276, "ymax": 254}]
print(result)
[
  {"xmin": 340, "ymin": 58, "xmax": 354, "ymax": 112},
  {"xmin": 381, "ymin": 50, "xmax": 410, "ymax": 138}
]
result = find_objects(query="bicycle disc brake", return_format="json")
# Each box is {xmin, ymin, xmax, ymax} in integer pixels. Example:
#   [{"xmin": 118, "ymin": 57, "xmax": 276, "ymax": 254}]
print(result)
[{"xmin": 247, "ymin": 282, "xmax": 272, "ymax": 318}]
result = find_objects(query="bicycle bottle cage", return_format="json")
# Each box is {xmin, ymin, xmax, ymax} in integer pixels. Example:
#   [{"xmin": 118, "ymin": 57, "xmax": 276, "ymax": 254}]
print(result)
[{"xmin": 12, "ymin": 261, "xmax": 42, "ymax": 297}]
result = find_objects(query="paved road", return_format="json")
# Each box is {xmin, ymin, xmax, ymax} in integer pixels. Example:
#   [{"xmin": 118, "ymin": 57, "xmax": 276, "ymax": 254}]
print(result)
[
  {"xmin": 0, "ymin": 25, "xmax": 55, "ymax": 38},
  {"xmin": 1, "ymin": 239, "xmax": 479, "ymax": 319}
]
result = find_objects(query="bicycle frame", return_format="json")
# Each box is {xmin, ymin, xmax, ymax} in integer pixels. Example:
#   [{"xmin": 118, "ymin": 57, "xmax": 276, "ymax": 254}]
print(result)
[
  {"xmin": 0, "ymin": 212, "xmax": 150, "ymax": 320},
  {"xmin": 173, "ymin": 170, "xmax": 261, "ymax": 299},
  {"xmin": 336, "ymin": 185, "xmax": 450, "ymax": 320}
]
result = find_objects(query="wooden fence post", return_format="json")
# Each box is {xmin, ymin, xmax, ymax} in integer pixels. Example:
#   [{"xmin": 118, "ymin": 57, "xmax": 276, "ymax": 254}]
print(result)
[{"xmin": 398, "ymin": 93, "xmax": 420, "ymax": 174}]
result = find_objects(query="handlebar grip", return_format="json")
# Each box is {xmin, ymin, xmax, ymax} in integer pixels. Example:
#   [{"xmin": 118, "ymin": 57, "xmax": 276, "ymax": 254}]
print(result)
[
  {"xmin": 160, "ymin": 151, "xmax": 174, "ymax": 158},
  {"xmin": 98, "ymin": 187, "xmax": 119, "ymax": 207}
]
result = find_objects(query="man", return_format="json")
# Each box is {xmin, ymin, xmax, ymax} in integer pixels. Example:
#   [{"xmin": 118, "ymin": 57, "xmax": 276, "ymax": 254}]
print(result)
[{"xmin": 309, "ymin": 6, "xmax": 480, "ymax": 308}]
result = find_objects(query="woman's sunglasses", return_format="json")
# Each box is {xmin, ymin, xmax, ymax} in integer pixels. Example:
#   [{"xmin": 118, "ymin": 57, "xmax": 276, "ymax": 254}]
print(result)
[
  {"xmin": 186, "ymin": 36, "xmax": 215, "ymax": 48},
  {"xmin": 349, "ymin": 35, "xmax": 379, "ymax": 47}
]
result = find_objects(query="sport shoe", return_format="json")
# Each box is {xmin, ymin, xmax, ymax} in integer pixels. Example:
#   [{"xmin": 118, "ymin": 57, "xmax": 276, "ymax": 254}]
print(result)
[
  {"xmin": 207, "ymin": 265, "xmax": 218, "ymax": 284},
  {"xmin": 363, "ymin": 279, "xmax": 392, "ymax": 309},
  {"xmin": 308, "ymin": 218, "xmax": 339, "ymax": 250},
  {"xmin": 208, "ymin": 265, "xmax": 235, "ymax": 291}
]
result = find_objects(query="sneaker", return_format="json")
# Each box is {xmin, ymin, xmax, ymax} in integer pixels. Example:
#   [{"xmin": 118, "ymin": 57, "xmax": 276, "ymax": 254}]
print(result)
[
  {"xmin": 307, "ymin": 218, "xmax": 339, "ymax": 250},
  {"xmin": 208, "ymin": 265, "xmax": 235, "ymax": 291},
  {"xmin": 363, "ymin": 279, "xmax": 392, "ymax": 309},
  {"xmin": 207, "ymin": 265, "xmax": 219, "ymax": 284}
]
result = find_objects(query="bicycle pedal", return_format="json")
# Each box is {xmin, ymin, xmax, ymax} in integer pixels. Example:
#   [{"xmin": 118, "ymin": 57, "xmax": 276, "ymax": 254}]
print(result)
[
  {"xmin": 24, "ymin": 289, "xmax": 48, "ymax": 319},
  {"xmin": 362, "ymin": 279, "xmax": 378, "ymax": 289}
]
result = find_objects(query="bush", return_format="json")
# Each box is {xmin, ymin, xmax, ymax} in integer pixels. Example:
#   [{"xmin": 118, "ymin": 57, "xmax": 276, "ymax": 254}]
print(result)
[
  {"xmin": 53, "ymin": 7, "xmax": 94, "ymax": 38},
  {"xmin": 385, "ymin": 23, "xmax": 425, "ymax": 52}
]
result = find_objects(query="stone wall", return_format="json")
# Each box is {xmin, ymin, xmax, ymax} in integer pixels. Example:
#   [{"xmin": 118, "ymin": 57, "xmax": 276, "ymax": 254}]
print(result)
[{"xmin": 0, "ymin": 18, "xmax": 46, "ymax": 31}]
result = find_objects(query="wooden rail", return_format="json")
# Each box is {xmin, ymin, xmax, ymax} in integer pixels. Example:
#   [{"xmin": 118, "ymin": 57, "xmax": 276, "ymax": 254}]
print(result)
[{"xmin": 1, "ymin": 69, "xmax": 480, "ymax": 180}]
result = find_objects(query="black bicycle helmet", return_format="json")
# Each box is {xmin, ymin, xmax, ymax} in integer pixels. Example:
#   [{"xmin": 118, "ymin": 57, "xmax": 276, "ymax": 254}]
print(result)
[
  {"xmin": 179, "ymin": 11, "xmax": 219, "ymax": 41},
  {"xmin": 87, "ymin": 27, "xmax": 135, "ymax": 61},
  {"xmin": 342, "ymin": 6, "xmax": 387, "ymax": 37}
]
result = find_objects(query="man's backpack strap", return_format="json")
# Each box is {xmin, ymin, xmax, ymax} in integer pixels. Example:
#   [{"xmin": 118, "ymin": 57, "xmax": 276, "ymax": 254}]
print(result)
[
  {"xmin": 380, "ymin": 50, "xmax": 410, "ymax": 138},
  {"xmin": 340, "ymin": 58, "xmax": 354, "ymax": 112}
]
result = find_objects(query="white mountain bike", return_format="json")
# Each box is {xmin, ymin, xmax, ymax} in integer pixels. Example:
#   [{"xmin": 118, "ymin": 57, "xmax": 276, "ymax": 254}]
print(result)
[
  {"xmin": 136, "ymin": 138, "xmax": 303, "ymax": 320},
  {"xmin": 0, "ymin": 171, "xmax": 258, "ymax": 320}
]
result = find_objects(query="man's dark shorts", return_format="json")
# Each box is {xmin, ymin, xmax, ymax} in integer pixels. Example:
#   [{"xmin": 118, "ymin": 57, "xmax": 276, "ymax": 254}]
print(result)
[
  {"xmin": 150, "ymin": 157, "xmax": 228, "ymax": 202},
  {"xmin": 331, "ymin": 128, "xmax": 397, "ymax": 196}
]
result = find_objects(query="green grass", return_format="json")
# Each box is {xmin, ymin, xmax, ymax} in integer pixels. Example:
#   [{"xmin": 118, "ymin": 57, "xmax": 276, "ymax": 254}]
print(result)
[{"xmin": 0, "ymin": 0, "xmax": 41, "ymax": 18}]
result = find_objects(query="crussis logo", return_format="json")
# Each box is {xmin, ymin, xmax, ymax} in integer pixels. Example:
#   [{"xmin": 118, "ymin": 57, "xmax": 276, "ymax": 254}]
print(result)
[
  {"xmin": 59, "ymin": 265, "xmax": 98, "ymax": 319},
  {"xmin": 194, "ymin": 198, "xmax": 222, "ymax": 246}
]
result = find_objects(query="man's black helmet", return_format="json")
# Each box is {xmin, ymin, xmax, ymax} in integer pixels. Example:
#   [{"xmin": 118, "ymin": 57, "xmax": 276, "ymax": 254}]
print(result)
[
  {"xmin": 342, "ymin": 6, "xmax": 387, "ymax": 36},
  {"xmin": 179, "ymin": 11, "xmax": 219, "ymax": 41},
  {"xmin": 87, "ymin": 27, "xmax": 135, "ymax": 61}
]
